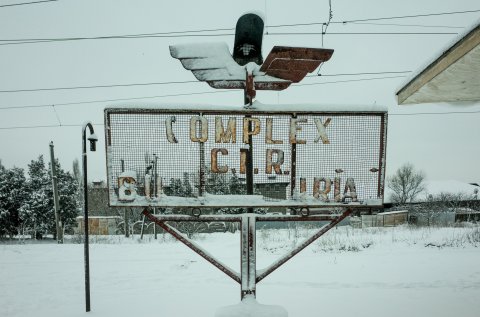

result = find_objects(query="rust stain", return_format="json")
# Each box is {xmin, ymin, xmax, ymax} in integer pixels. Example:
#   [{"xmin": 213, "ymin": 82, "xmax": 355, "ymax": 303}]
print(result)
[
  {"xmin": 265, "ymin": 118, "xmax": 283, "ymax": 144},
  {"xmin": 240, "ymin": 149, "xmax": 247, "ymax": 174},
  {"xmin": 211, "ymin": 148, "xmax": 228, "ymax": 173},
  {"xmin": 300, "ymin": 178, "xmax": 307, "ymax": 193},
  {"xmin": 266, "ymin": 149, "xmax": 284, "ymax": 175},
  {"xmin": 289, "ymin": 118, "xmax": 307, "ymax": 144},
  {"xmin": 243, "ymin": 118, "xmax": 261, "ymax": 144},
  {"xmin": 260, "ymin": 46, "xmax": 334, "ymax": 82},
  {"xmin": 166, "ymin": 116, "xmax": 178, "ymax": 143},
  {"xmin": 215, "ymin": 117, "xmax": 236, "ymax": 143},
  {"xmin": 314, "ymin": 117, "xmax": 331, "ymax": 144},
  {"xmin": 313, "ymin": 177, "xmax": 331, "ymax": 202},
  {"xmin": 190, "ymin": 116, "xmax": 208, "ymax": 142},
  {"xmin": 245, "ymin": 73, "xmax": 256, "ymax": 104},
  {"xmin": 344, "ymin": 178, "xmax": 358, "ymax": 202},
  {"xmin": 334, "ymin": 177, "xmax": 342, "ymax": 202}
]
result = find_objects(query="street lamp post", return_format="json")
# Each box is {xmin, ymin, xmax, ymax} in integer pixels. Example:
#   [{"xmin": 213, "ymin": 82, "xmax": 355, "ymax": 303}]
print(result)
[{"xmin": 82, "ymin": 122, "xmax": 97, "ymax": 312}]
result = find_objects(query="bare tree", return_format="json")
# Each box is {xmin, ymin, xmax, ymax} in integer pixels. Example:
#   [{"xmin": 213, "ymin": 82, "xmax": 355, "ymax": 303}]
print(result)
[{"xmin": 387, "ymin": 163, "xmax": 425, "ymax": 204}]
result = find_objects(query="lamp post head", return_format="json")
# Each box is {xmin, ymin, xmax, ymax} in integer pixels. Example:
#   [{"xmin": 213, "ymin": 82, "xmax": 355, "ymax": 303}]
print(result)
[
  {"xmin": 88, "ymin": 133, "xmax": 98, "ymax": 152},
  {"xmin": 233, "ymin": 13, "xmax": 264, "ymax": 66},
  {"xmin": 169, "ymin": 12, "xmax": 334, "ymax": 104}
]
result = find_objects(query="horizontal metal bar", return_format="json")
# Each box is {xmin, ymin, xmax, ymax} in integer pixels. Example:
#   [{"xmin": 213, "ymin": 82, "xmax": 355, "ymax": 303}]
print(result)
[
  {"xmin": 256, "ymin": 208, "xmax": 353, "ymax": 283},
  {"xmin": 255, "ymin": 215, "xmax": 340, "ymax": 222},
  {"xmin": 110, "ymin": 201, "xmax": 382, "ymax": 209},
  {"xmin": 142, "ymin": 209, "xmax": 241, "ymax": 284},
  {"xmin": 105, "ymin": 108, "xmax": 387, "ymax": 116},
  {"xmin": 152, "ymin": 215, "xmax": 242, "ymax": 222},
  {"xmin": 150, "ymin": 214, "xmax": 346, "ymax": 223}
]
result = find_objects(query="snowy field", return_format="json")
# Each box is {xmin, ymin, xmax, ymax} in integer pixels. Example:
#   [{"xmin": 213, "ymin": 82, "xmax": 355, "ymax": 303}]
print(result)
[{"xmin": 1, "ymin": 225, "xmax": 480, "ymax": 317}]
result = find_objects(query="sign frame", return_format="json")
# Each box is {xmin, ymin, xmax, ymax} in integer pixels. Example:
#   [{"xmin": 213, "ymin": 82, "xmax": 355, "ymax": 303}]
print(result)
[{"xmin": 104, "ymin": 104, "xmax": 388, "ymax": 209}]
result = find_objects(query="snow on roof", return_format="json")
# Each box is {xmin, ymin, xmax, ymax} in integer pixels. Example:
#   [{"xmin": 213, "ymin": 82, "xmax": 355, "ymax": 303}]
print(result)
[
  {"xmin": 105, "ymin": 100, "xmax": 387, "ymax": 113},
  {"xmin": 396, "ymin": 18, "xmax": 480, "ymax": 104},
  {"xmin": 397, "ymin": 18, "xmax": 480, "ymax": 93},
  {"xmin": 455, "ymin": 207, "xmax": 480, "ymax": 214},
  {"xmin": 385, "ymin": 180, "xmax": 479, "ymax": 203},
  {"xmin": 423, "ymin": 180, "xmax": 479, "ymax": 197},
  {"xmin": 378, "ymin": 210, "xmax": 408, "ymax": 215}
]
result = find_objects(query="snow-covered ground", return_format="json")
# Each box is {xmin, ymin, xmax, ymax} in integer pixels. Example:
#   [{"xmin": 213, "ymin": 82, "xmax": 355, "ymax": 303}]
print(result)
[{"xmin": 1, "ymin": 225, "xmax": 480, "ymax": 317}]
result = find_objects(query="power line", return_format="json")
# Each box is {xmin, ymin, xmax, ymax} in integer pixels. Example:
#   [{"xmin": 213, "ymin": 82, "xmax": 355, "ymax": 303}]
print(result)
[
  {"xmin": 322, "ymin": 0, "xmax": 333, "ymax": 46},
  {"xmin": 2, "ymin": 75, "xmax": 479, "ymax": 114},
  {"xmin": 0, "ymin": 28, "xmax": 234, "ymax": 42},
  {"xmin": 0, "ymin": 19, "xmax": 457, "ymax": 43},
  {"xmin": 266, "ymin": 9, "xmax": 480, "ymax": 28},
  {"xmin": 339, "ymin": 9, "xmax": 480, "ymax": 23},
  {"xmin": 348, "ymin": 22, "xmax": 464, "ymax": 29},
  {"xmin": 0, "ymin": 0, "xmax": 58, "ymax": 8},
  {"xmin": 0, "ymin": 31, "xmax": 459, "ymax": 46},
  {"xmin": 0, "ymin": 33, "xmax": 236, "ymax": 46},
  {"xmin": 0, "ymin": 71, "xmax": 412, "ymax": 94},
  {"xmin": 51, "ymin": 105, "xmax": 62, "ymax": 126},
  {"xmin": 0, "ymin": 75, "xmax": 408, "ymax": 111},
  {"xmin": 0, "ymin": 90, "xmax": 238, "ymax": 110},
  {"xmin": 0, "ymin": 79, "xmax": 200, "ymax": 93},
  {"xmin": 267, "ymin": 32, "xmax": 458, "ymax": 36},
  {"xmin": 314, "ymin": 71, "xmax": 412, "ymax": 77},
  {"xmin": 0, "ymin": 8, "xmax": 477, "ymax": 46},
  {"xmin": 1, "ymin": 110, "xmax": 480, "ymax": 131},
  {"xmin": 293, "ymin": 75, "xmax": 407, "ymax": 87},
  {"xmin": 0, "ymin": 123, "xmax": 102, "ymax": 130}
]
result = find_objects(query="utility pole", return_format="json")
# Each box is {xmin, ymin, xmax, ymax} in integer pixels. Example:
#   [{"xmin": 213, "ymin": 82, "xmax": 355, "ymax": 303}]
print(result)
[{"xmin": 49, "ymin": 141, "xmax": 63, "ymax": 243}]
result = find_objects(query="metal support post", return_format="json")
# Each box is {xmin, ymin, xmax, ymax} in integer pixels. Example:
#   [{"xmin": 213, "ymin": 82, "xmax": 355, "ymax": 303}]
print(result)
[
  {"xmin": 82, "ymin": 122, "xmax": 97, "ymax": 312},
  {"xmin": 153, "ymin": 154, "xmax": 158, "ymax": 198},
  {"xmin": 241, "ymin": 214, "xmax": 256, "ymax": 299},
  {"xmin": 153, "ymin": 207, "xmax": 157, "ymax": 239},
  {"xmin": 244, "ymin": 76, "xmax": 255, "ymax": 214}
]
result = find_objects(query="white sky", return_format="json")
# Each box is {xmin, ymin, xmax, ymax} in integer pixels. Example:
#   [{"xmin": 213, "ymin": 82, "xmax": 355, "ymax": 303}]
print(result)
[{"xmin": 0, "ymin": 0, "xmax": 479, "ymax": 183}]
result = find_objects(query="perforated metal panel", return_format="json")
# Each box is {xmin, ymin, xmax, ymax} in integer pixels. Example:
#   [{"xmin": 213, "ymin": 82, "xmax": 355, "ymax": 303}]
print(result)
[{"xmin": 105, "ymin": 107, "xmax": 387, "ymax": 209}]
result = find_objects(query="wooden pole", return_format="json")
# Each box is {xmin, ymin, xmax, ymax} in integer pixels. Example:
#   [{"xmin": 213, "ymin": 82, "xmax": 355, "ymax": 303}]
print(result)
[{"xmin": 49, "ymin": 141, "xmax": 63, "ymax": 243}]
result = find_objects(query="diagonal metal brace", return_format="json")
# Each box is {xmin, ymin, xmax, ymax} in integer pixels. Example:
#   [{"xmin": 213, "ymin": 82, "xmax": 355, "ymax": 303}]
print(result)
[
  {"xmin": 142, "ymin": 208, "xmax": 241, "ymax": 284},
  {"xmin": 256, "ymin": 208, "xmax": 353, "ymax": 283}
]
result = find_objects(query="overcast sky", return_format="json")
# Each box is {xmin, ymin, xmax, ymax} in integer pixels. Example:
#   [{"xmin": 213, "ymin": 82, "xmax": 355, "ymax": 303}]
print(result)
[{"xmin": 0, "ymin": 0, "xmax": 479, "ymax": 184}]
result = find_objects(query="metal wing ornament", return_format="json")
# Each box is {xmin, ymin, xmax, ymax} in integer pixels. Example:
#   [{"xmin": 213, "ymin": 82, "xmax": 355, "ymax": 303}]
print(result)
[{"xmin": 170, "ymin": 13, "xmax": 334, "ymax": 104}]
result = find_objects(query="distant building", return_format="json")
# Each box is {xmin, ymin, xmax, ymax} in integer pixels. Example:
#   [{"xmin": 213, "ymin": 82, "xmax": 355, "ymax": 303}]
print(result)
[
  {"xmin": 455, "ymin": 208, "xmax": 480, "ymax": 222},
  {"xmin": 76, "ymin": 216, "xmax": 122, "ymax": 235},
  {"xmin": 78, "ymin": 182, "xmax": 132, "ymax": 235}
]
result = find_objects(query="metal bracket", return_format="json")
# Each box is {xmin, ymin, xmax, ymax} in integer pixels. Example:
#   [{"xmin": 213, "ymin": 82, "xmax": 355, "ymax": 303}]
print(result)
[{"xmin": 142, "ymin": 207, "xmax": 352, "ymax": 300}]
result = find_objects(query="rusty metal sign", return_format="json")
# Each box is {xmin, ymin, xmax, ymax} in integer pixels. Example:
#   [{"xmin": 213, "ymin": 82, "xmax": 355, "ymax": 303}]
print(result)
[{"xmin": 104, "ymin": 104, "xmax": 387, "ymax": 209}]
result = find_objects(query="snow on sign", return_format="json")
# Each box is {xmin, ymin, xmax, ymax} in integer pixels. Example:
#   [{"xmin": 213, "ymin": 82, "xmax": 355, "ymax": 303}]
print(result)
[{"xmin": 104, "ymin": 103, "xmax": 387, "ymax": 209}]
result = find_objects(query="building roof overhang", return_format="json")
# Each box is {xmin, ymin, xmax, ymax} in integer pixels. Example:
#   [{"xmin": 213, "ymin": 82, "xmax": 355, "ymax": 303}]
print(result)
[{"xmin": 397, "ymin": 20, "xmax": 480, "ymax": 105}]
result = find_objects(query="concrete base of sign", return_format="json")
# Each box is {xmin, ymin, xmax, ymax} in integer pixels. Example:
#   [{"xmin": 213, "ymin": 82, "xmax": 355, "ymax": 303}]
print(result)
[{"xmin": 215, "ymin": 295, "xmax": 288, "ymax": 317}]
